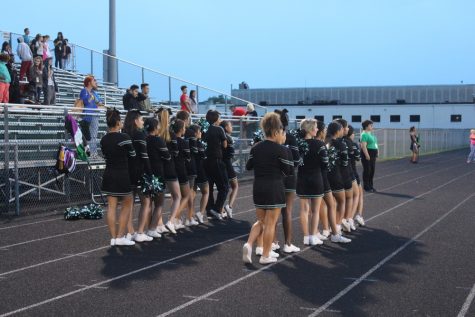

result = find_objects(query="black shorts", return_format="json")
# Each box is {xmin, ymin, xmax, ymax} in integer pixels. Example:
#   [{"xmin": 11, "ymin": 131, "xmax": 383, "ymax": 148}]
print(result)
[
  {"xmin": 328, "ymin": 170, "xmax": 344, "ymax": 193},
  {"xmin": 341, "ymin": 167, "xmax": 354, "ymax": 191},
  {"xmin": 253, "ymin": 177, "xmax": 286, "ymax": 209},
  {"xmin": 224, "ymin": 158, "xmax": 237, "ymax": 180}
]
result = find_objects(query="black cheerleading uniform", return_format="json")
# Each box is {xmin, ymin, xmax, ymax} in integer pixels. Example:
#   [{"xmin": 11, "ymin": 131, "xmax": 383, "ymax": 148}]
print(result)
[
  {"xmin": 194, "ymin": 140, "xmax": 208, "ymax": 185},
  {"xmin": 284, "ymin": 132, "xmax": 300, "ymax": 193},
  {"xmin": 100, "ymin": 132, "xmax": 136, "ymax": 196},
  {"xmin": 146, "ymin": 134, "xmax": 171, "ymax": 180},
  {"xmin": 223, "ymin": 134, "xmax": 237, "ymax": 180},
  {"xmin": 318, "ymin": 139, "xmax": 332, "ymax": 194},
  {"xmin": 185, "ymin": 128, "xmax": 198, "ymax": 179},
  {"xmin": 337, "ymin": 137, "xmax": 353, "ymax": 190},
  {"xmin": 128, "ymin": 130, "xmax": 152, "ymax": 189},
  {"xmin": 246, "ymin": 140, "xmax": 294, "ymax": 209},
  {"xmin": 173, "ymin": 135, "xmax": 191, "ymax": 185},
  {"xmin": 347, "ymin": 137, "xmax": 361, "ymax": 185},
  {"xmin": 327, "ymin": 139, "xmax": 345, "ymax": 193},
  {"xmin": 296, "ymin": 139, "xmax": 327, "ymax": 198}
]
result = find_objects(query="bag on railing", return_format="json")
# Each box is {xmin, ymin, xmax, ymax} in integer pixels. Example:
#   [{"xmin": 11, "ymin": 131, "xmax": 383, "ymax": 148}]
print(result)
[{"xmin": 55, "ymin": 144, "xmax": 77, "ymax": 175}]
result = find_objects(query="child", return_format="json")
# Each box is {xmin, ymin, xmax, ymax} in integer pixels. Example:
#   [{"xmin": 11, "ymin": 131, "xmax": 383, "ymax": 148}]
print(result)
[{"xmin": 467, "ymin": 129, "xmax": 475, "ymax": 163}]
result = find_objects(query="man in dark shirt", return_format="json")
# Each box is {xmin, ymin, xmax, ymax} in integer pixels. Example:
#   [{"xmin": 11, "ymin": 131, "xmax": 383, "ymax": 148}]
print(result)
[
  {"xmin": 123, "ymin": 84, "xmax": 142, "ymax": 111},
  {"xmin": 202, "ymin": 110, "xmax": 230, "ymax": 219}
]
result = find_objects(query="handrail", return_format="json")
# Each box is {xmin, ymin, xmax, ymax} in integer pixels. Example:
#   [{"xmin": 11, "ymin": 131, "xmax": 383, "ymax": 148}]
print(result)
[{"xmin": 5, "ymin": 30, "xmax": 268, "ymax": 113}]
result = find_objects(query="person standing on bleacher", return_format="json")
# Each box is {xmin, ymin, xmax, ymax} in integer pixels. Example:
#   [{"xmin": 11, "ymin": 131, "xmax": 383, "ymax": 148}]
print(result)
[
  {"xmin": 16, "ymin": 37, "xmax": 33, "ymax": 81},
  {"xmin": 79, "ymin": 76, "xmax": 104, "ymax": 159}
]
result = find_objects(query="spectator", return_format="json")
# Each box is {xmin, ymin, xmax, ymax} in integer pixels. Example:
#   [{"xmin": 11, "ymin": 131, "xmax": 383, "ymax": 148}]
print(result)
[
  {"xmin": 229, "ymin": 105, "xmax": 246, "ymax": 116},
  {"xmin": 138, "ymin": 83, "xmax": 153, "ymax": 112},
  {"xmin": 62, "ymin": 39, "xmax": 71, "ymax": 70},
  {"xmin": 53, "ymin": 32, "xmax": 65, "ymax": 69},
  {"xmin": 189, "ymin": 89, "xmax": 198, "ymax": 114},
  {"xmin": 180, "ymin": 85, "xmax": 192, "ymax": 112},
  {"xmin": 29, "ymin": 56, "xmax": 43, "ymax": 103},
  {"xmin": 0, "ymin": 54, "xmax": 11, "ymax": 103},
  {"xmin": 122, "ymin": 84, "xmax": 141, "ymax": 111},
  {"xmin": 42, "ymin": 35, "xmax": 53, "ymax": 62},
  {"xmin": 6, "ymin": 54, "xmax": 20, "ymax": 104},
  {"xmin": 79, "ymin": 76, "xmax": 103, "ymax": 157},
  {"xmin": 16, "ymin": 37, "xmax": 33, "ymax": 81},
  {"xmin": 42, "ymin": 58, "xmax": 57, "ymax": 105},
  {"xmin": 360, "ymin": 119, "xmax": 378, "ymax": 192},
  {"xmin": 245, "ymin": 103, "xmax": 258, "ymax": 140},
  {"xmin": 31, "ymin": 34, "xmax": 43, "ymax": 58},
  {"xmin": 1, "ymin": 42, "xmax": 14, "ymax": 62},
  {"xmin": 23, "ymin": 28, "xmax": 31, "ymax": 45}
]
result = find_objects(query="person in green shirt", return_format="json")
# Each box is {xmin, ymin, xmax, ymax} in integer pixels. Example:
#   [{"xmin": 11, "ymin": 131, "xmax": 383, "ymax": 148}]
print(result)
[{"xmin": 360, "ymin": 120, "xmax": 378, "ymax": 192}]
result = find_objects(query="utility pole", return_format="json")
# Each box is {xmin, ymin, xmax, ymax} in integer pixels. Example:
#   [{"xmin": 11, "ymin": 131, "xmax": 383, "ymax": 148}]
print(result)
[{"xmin": 108, "ymin": 0, "xmax": 117, "ymax": 85}]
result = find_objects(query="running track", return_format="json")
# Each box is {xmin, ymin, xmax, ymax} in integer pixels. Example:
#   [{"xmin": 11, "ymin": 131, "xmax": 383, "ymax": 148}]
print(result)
[{"xmin": 0, "ymin": 149, "xmax": 474, "ymax": 317}]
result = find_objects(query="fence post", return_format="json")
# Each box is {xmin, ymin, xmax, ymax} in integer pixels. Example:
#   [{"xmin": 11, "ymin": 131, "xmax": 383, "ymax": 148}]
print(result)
[
  {"xmin": 90, "ymin": 50, "xmax": 94, "ymax": 75},
  {"xmin": 168, "ymin": 77, "xmax": 172, "ymax": 105},
  {"xmin": 14, "ymin": 141, "xmax": 19, "ymax": 216},
  {"xmin": 383, "ymin": 129, "xmax": 388, "ymax": 159},
  {"xmin": 239, "ymin": 117, "xmax": 244, "ymax": 173},
  {"xmin": 196, "ymin": 86, "xmax": 199, "ymax": 113},
  {"xmin": 3, "ymin": 104, "xmax": 10, "ymax": 213},
  {"xmin": 141, "ymin": 67, "xmax": 144, "ymax": 84}
]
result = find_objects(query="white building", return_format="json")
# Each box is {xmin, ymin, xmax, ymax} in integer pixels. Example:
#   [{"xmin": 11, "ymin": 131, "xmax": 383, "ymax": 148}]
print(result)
[{"xmin": 232, "ymin": 84, "xmax": 475, "ymax": 129}]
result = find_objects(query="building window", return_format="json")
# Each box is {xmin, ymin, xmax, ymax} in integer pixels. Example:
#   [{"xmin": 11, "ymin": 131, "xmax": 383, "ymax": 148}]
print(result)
[
  {"xmin": 314, "ymin": 115, "xmax": 324, "ymax": 122},
  {"xmin": 451, "ymin": 114, "xmax": 462, "ymax": 122},
  {"xmin": 390, "ymin": 115, "xmax": 400, "ymax": 122},
  {"xmin": 410, "ymin": 115, "xmax": 420, "ymax": 122},
  {"xmin": 352, "ymin": 115, "xmax": 362, "ymax": 122},
  {"xmin": 370, "ymin": 115, "xmax": 381, "ymax": 122},
  {"xmin": 333, "ymin": 115, "xmax": 343, "ymax": 120},
  {"xmin": 296, "ymin": 115, "xmax": 306, "ymax": 120}
]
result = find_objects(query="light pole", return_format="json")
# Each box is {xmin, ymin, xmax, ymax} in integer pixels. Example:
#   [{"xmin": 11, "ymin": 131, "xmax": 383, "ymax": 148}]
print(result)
[{"xmin": 108, "ymin": 0, "xmax": 117, "ymax": 85}]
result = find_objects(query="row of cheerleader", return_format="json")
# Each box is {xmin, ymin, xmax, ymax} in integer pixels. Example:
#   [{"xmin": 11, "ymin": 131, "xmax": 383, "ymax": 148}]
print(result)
[
  {"xmin": 101, "ymin": 107, "xmax": 238, "ymax": 246},
  {"xmin": 242, "ymin": 110, "xmax": 366, "ymax": 265}
]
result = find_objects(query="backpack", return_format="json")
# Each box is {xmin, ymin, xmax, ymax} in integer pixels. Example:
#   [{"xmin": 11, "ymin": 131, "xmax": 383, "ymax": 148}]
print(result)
[{"xmin": 55, "ymin": 144, "xmax": 77, "ymax": 174}]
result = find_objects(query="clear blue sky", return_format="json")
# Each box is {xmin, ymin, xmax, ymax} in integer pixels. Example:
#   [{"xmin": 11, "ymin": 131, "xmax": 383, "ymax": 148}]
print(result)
[{"xmin": 2, "ymin": 0, "xmax": 474, "ymax": 93}]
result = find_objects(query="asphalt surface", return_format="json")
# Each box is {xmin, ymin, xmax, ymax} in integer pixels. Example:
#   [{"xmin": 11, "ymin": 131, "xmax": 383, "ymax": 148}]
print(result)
[{"xmin": 0, "ymin": 149, "xmax": 474, "ymax": 317}]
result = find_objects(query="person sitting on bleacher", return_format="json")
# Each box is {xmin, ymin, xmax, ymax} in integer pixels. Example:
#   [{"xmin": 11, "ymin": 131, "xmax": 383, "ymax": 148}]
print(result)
[
  {"xmin": 138, "ymin": 83, "xmax": 153, "ymax": 112},
  {"xmin": 123, "ymin": 84, "xmax": 142, "ymax": 111}
]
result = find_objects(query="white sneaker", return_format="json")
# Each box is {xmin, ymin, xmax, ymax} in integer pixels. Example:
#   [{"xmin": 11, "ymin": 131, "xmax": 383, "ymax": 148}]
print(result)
[
  {"xmin": 348, "ymin": 218, "xmax": 356, "ymax": 231},
  {"xmin": 165, "ymin": 221, "xmax": 177, "ymax": 234},
  {"xmin": 255, "ymin": 247, "xmax": 278, "ymax": 257},
  {"xmin": 209, "ymin": 209, "xmax": 222, "ymax": 220},
  {"xmin": 336, "ymin": 224, "xmax": 342, "ymax": 234},
  {"xmin": 331, "ymin": 234, "xmax": 352, "ymax": 243},
  {"xmin": 259, "ymin": 256, "xmax": 277, "ymax": 265},
  {"xmin": 355, "ymin": 214, "xmax": 365, "ymax": 226},
  {"xmin": 126, "ymin": 233, "xmax": 134, "ymax": 241},
  {"xmin": 156, "ymin": 225, "xmax": 169, "ymax": 234},
  {"xmin": 110, "ymin": 238, "xmax": 116, "ymax": 246},
  {"xmin": 134, "ymin": 233, "xmax": 153, "ymax": 242},
  {"xmin": 221, "ymin": 211, "xmax": 228, "ymax": 219},
  {"xmin": 303, "ymin": 236, "xmax": 310, "ymax": 245},
  {"xmin": 115, "ymin": 236, "xmax": 136, "ymax": 246},
  {"xmin": 322, "ymin": 230, "xmax": 331, "ymax": 238},
  {"xmin": 309, "ymin": 235, "xmax": 324, "ymax": 245},
  {"xmin": 283, "ymin": 244, "xmax": 300, "ymax": 253},
  {"xmin": 174, "ymin": 219, "xmax": 185, "ymax": 230},
  {"xmin": 341, "ymin": 219, "xmax": 351, "ymax": 232},
  {"xmin": 242, "ymin": 243, "xmax": 252, "ymax": 263},
  {"xmin": 146, "ymin": 230, "xmax": 161, "ymax": 238},
  {"xmin": 195, "ymin": 212, "xmax": 205, "ymax": 224},
  {"xmin": 189, "ymin": 218, "xmax": 199, "ymax": 226},
  {"xmin": 224, "ymin": 204, "xmax": 233, "ymax": 219},
  {"xmin": 271, "ymin": 242, "xmax": 280, "ymax": 251},
  {"xmin": 316, "ymin": 232, "xmax": 328, "ymax": 241}
]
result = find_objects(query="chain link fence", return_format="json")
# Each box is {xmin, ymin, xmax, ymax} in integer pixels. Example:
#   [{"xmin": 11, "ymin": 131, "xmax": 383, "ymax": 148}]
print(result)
[{"xmin": 0, "ymin": 104, "xmax": 470, "ymax": 215}]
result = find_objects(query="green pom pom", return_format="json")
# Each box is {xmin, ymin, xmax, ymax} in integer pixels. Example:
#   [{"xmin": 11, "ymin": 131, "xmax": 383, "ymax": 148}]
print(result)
[{"xmin": 251, "ymin": 129, "xmax": 264, "ymax": 145}]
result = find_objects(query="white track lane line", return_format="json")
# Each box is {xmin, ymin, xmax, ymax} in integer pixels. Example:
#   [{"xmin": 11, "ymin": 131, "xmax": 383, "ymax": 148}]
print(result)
[
  {"xmin": 308, "ymin": 192, "xmax": 475, "ymax": 317},
  {"xmin": 0, "ymin": 161, "xmax": 467, "ymax": 276},
  {"xmin": 457, "ymin": 281, "xmax": 475, "ymax": 317},
  {"xmin": 156, "ymin": 176, "xmax": 475, "ymax": 317},
  {"xmin": 2, "ymin": 169, "xmax": 472, "ymax": 317}
]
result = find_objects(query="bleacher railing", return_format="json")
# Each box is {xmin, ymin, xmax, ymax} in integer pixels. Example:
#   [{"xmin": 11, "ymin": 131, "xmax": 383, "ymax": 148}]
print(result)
[{"xmin": 4, "ymin": 31, "xmax": 267, "ymax": 115}]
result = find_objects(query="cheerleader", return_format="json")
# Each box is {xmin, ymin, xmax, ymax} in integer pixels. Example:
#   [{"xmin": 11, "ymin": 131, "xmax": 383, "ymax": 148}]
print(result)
[
  {"xmin": 334, "ymin": 119, "xmax": 354, "ymax": 232},
  {"xmin": 171, "ymin": 119, "xmax": 193, "ymax": 230},
  {"xmin": 242, "ymin": 113, "xmax": 294, "ymax": 265},
  {"xmin": 123, "ymin": 110, "xmax": 155, "ymax": 242},
  {"xmin": 100, "ymin": 108, "xmax": 136, "ymax": 246},
  {"xmin": 326, "ymin": 122, "xmax": 347, "ymax": 234},
  {"xmin": 189, "ymin": 124, "xmax": 208, "ymax": 224},
  {"xmin": 184, "ymin": 124, "xmax": 200, "ymax": 226},
  {"xmin": 316, "ymin": 121, "xmax": 351, "ymax": 243},
  {"xmin": 156, "ymin": 107, "xmax": 182, "ymax": 234},
  {"xmin": 203, "ymin": 110, "xmax": 229, "ymax": 220},
  {"xmin": 145, "ymin": 117, "xmax": 170, "ymax": 237},
  {"xmin": 348, "ymin": 126, "xmax": 365, "ymax": 227},
  {"xmin": 274, "ymin": 109, "xmax": 300, "ymax": 253},
  {"xmin": 297, "ymin": 119, "xmax": 325, "ymax": 246},
  {"xmin": 220, "ymin": 120, "xmax": 238, "ymax": 219}
]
